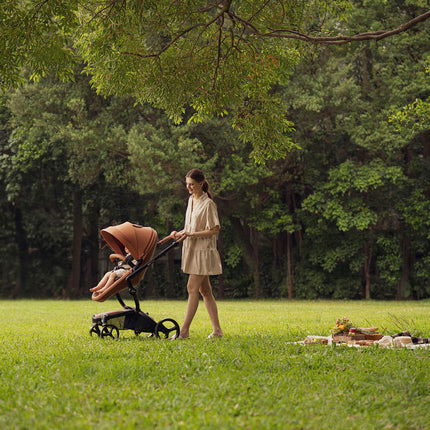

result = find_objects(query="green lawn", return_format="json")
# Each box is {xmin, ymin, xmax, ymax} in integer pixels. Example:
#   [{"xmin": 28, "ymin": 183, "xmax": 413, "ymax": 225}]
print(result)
[{"xmin": 1, "ymin": 299, "xmax": 430, "ymax": 429}]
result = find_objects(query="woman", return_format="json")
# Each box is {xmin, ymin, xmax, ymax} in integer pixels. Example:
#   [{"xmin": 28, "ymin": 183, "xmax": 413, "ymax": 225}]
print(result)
[{"xmin": 171, "ymin": 168, "xmax": 223, "ymax": 339}]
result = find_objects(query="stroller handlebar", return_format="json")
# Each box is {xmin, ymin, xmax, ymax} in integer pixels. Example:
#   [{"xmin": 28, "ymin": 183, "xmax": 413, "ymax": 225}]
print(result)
[{"xmin": 158, "ymin": 232, "xmax": 187, "ymax": 245}]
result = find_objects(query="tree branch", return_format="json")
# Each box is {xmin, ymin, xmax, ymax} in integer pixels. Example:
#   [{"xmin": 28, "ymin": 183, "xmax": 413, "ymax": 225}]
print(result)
[
  {"xmin": 31, "ymin": 0, "xmax": 50, "ymax": 21},
  {"xmin": 230, "ymin": 10, "xmax": 430, "ymax": 45},
  {"xmin": 246, "ymin": 0, "xmax": 272, "ymax": 23},
  {"xmin": 81, "ymin": 0, "xmax": 123, "ymax": 25}
]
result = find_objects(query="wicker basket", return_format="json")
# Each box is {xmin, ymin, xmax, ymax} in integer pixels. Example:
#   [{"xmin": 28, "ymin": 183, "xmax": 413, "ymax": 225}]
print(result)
[
  {"xmin": 332, "ymin": 333, "xmax": 366, "ymax": 343},
  {"xmin": 364, "ymin": 333, "xmax": 384, "ymax": 341}
]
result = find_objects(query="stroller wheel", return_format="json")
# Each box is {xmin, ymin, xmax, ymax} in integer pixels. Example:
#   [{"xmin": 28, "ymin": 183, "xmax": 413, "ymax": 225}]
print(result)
[
  {"xmin": 155, "ymin": 318, "xmax": 180, "ymax": 339},
  {"xmin": 100, "ymin": 324, "xmax": 120, "ymax": 340},
  {"xmin": 89, "ymin": 324, "xmax": 101, "ymax": 337}
]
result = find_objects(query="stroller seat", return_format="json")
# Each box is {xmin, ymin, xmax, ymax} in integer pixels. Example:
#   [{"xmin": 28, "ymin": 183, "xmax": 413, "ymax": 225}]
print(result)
[{"xmin": 91, "ymin": 222, "xmax": 158, "ymax": 302}]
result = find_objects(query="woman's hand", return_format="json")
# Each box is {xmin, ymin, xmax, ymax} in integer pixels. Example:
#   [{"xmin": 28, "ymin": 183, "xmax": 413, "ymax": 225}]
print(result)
[
  {"xmin": 173, "ymin": 230, "xmax": 185, "ymax": 239},
  {"xmin": 159, "ymin": 230, "xmax": 184, "ymax": 244}
]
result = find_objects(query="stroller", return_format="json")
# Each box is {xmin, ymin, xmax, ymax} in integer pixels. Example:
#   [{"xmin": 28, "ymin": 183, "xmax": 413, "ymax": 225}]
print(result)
[{"xmin": 89, "ymin": 222, "xmax": 184, "ymax": 340}]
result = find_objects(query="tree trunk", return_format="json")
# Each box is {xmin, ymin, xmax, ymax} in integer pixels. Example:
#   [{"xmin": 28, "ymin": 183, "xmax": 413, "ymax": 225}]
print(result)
[
  {"xmin": 12, "ymin": 205, "xmax": 28, "ymax": 298},
  {"xmin": 146, "ymin": 267, "xmax": 154, "ymax": 298},
  {"xmin": 250, "ymin": 227, "xmax": 260, "ymax": 298},
  {"xmin": 422, "ymin": 130, "xmax": 430, "ymax": 160},
  {"xmin": 67, "ymin": 190, "xmax": 83, "ymax": 298},
  {"xmin": 229, "ymin": 217, "xmax": 255, "ymax": 297},
  {"xmin": 217, "ymin": 228, "xmax": 224, "ymax": 299},
  {"xmin": 272, "ymin": 237, "xmax": 278, "ymax": 285},
  {"xmin": 360, "ymin": 45, "xmax": 372, "ymax": 94},
  {"xmin": 167, "ymin": 221, "xmax": 175, "ymax": 297},
  {"xmin": 230, "ymin": 217, "xmax": 254, "ymax": 269},
  {"xmin": 291, "ymin": 193, "xmax": 302, "ymax": 255},
  {"xmin": 363, "ymin": 240, "xmax": 372, "ymax": 299},
  {"xmin": 286, "ymin": 233, "xmax": 293, "ymax": 299},
  {"xmin": 422, "ymin": 130, "xmax": 430, "ymax": 197},
  {"xmin": 1, "ymin": 265, "xmax": 6, "ymax": 296},
  {"xmin": 396, "ymin": 235, "xmax": 411, "ymax": 300},
  {"xmin": 84, "ymin": 201, "xmax": 100, "ymax": 293}
]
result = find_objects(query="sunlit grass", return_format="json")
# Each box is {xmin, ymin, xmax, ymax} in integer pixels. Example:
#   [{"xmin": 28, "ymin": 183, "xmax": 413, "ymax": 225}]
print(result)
[{"xmin": 1, "ymin": 299, "xmax": 430, "ymax": 429}]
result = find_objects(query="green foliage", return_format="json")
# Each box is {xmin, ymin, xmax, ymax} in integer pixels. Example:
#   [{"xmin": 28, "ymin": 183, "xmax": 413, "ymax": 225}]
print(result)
[
  {"xmin": 390, "ymin": 97, "xmax": 430, "ymax": 132},
  {"xmin": 401, "ymin": 190, "xmax": 430, "ymax": 239},
  {"xmin": 225, "ymin": 244, "xmax": 242, "ymax": 269},
  {"xmin": 1, "ymin": 1, "xmax": 430, "ymax": 299},
  {"xmin": 3, "ymin": 0, "xmax": 422, "ymax": 162},
  {"xmin": 0, "ymin": 0, "xmax": 78, "ymax": 86},
  {"xmin": 389, "ymin": 60, "xmax": 430, "ymax": 133},
  {"xmin": 252, "ymin": 203, "xmax": 296, "ymax": 236},
  {"xmin": 232, "ymin": 93, "xmax": 298, "ymax": 162},
  {"xmin": 72, "ymin": 0, "xmax": 309, "ymax": 161},
  {"xmin": 303, "ymin": 160, "xmax": 405, "ymax": 232}
]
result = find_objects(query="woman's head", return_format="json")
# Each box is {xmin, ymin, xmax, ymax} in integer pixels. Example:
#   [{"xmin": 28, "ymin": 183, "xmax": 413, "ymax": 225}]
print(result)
[{"xmin": 186, "ymin": 168, "xmax": 212, "ymax": 198}]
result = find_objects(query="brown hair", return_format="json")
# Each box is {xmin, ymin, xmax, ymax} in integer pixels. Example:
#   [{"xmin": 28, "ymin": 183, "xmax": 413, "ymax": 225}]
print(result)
[{"xmin": 186, "ymin": 168, "xmax": 212, "ymax": 199}]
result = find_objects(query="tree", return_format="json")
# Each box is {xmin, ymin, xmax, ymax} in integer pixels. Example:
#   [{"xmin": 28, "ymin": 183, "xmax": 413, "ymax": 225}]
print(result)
[
  {"xmin": 1, "ymin": 87, "xmax": 74, "ymax": 296},
  {"xmin": 1, "ymin": 72, "xmax": 145, "ymax": 297},
  {"xmin": 302, "ymin": 160, "xmax": 406, "ymax": 298},
  {"xmin": 1, "ymin": 1, "xmax": 429, "ymax": 161},
  {"xmin": 282, "ymin": 0, "xmax": 430, "ymax": 299}
]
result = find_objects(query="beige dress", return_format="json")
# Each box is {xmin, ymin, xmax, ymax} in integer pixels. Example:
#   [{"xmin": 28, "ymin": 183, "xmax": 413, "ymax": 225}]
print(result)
[{"xmin": 181, "ymin": 193, "xmax": 222, "ymax": 275}]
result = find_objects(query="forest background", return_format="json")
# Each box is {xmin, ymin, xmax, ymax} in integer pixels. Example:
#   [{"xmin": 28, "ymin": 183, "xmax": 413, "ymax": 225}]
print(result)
[{"xmin": 0, "ymin": 0, "xmax": 429, "ymax": 301}]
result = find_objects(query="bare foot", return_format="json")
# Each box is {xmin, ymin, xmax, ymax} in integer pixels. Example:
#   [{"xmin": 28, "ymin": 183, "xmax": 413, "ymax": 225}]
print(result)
[{"xmin": 207, "ymin": 332, "xmax": 223, "ymax": 339}]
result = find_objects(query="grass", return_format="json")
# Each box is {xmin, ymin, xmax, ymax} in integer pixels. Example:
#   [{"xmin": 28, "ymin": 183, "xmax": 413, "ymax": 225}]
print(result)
[{"xmin": 1, "ymin": 298, "xmax": 430, "ymax": 429}]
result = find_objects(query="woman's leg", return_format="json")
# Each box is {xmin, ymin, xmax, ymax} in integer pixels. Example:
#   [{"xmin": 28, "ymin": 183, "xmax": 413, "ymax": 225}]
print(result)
[
  {"xmin": 180, "ymin": 274, "xmax": 205, "ymax": 338},
  {"xmin": 200, "ymin": 276, "xmax": 223, "ymax": 337}
]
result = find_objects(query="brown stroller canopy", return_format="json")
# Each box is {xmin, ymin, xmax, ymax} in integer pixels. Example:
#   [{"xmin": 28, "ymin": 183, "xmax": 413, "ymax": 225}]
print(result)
[
  {"xmin": 101, "ymin": 222, "xmax": 157, "ymax": 261},
  {"xmin": 92, "ymin": 222, "xmax": 158, "ymax": 302}
]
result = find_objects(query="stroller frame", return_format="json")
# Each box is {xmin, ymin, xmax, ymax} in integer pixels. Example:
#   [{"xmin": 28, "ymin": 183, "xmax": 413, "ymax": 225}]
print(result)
[{"xmin": 90, "ymin": 229, "xmax": 183, "ymax": 340}]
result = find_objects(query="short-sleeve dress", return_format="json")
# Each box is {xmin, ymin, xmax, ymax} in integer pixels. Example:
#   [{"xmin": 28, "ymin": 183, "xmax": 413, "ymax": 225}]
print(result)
[{"xmin": 181, "ymin": 192, "xmax": 222, "ymax": 275}]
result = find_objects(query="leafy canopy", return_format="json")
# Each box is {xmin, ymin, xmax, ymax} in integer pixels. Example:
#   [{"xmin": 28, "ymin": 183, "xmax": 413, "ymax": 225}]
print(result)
[{"xmin": 1, "ymin": 1, "xmax": 429, "ymax": 161}]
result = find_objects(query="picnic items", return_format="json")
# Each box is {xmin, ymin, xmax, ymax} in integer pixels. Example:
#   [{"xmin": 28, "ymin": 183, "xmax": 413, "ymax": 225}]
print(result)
[
  {"xmin": 330, "ymin": 317, "xmax": 383, "ymax": 343},
  {"xmin": 303, "ymin": 317, "xmax": 429, "ymax": 349}
]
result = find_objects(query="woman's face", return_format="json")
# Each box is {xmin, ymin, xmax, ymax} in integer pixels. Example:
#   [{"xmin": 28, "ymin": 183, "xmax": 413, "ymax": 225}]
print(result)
[{"xmin": 186, "ymin": 177, "xmax": 203, "ymax": 196}]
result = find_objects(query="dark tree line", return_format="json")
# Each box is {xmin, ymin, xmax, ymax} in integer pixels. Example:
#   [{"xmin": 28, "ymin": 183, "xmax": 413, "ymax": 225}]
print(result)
[{"xmin": 0, "ymin": 0, "xmax": 429, "ymax": 300}]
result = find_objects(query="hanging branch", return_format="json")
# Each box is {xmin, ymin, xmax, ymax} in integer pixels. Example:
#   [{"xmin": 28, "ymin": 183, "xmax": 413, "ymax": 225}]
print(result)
[{"xmin": 229, "ymin": 10, "xmax": 430, "ymax": 45}]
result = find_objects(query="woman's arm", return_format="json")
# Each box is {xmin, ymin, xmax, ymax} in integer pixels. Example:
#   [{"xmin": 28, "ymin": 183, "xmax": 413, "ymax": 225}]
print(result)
[{"xmin": 185, "ymin": 225, "xmax": 220, "ymax": 238}]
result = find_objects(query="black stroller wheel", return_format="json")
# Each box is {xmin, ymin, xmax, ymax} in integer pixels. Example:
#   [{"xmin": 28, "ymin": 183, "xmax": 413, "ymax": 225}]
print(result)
[
  {"xmin": 89, "ymin": 324, "xmax": 101, "ymax": 337},
  {"xmin": 100, "ymin": 324, "xmax": 120, "ymax": 340},
  {"xmin": 155, "ymin": 318, "xmax": 180, "ymax": 339}
]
